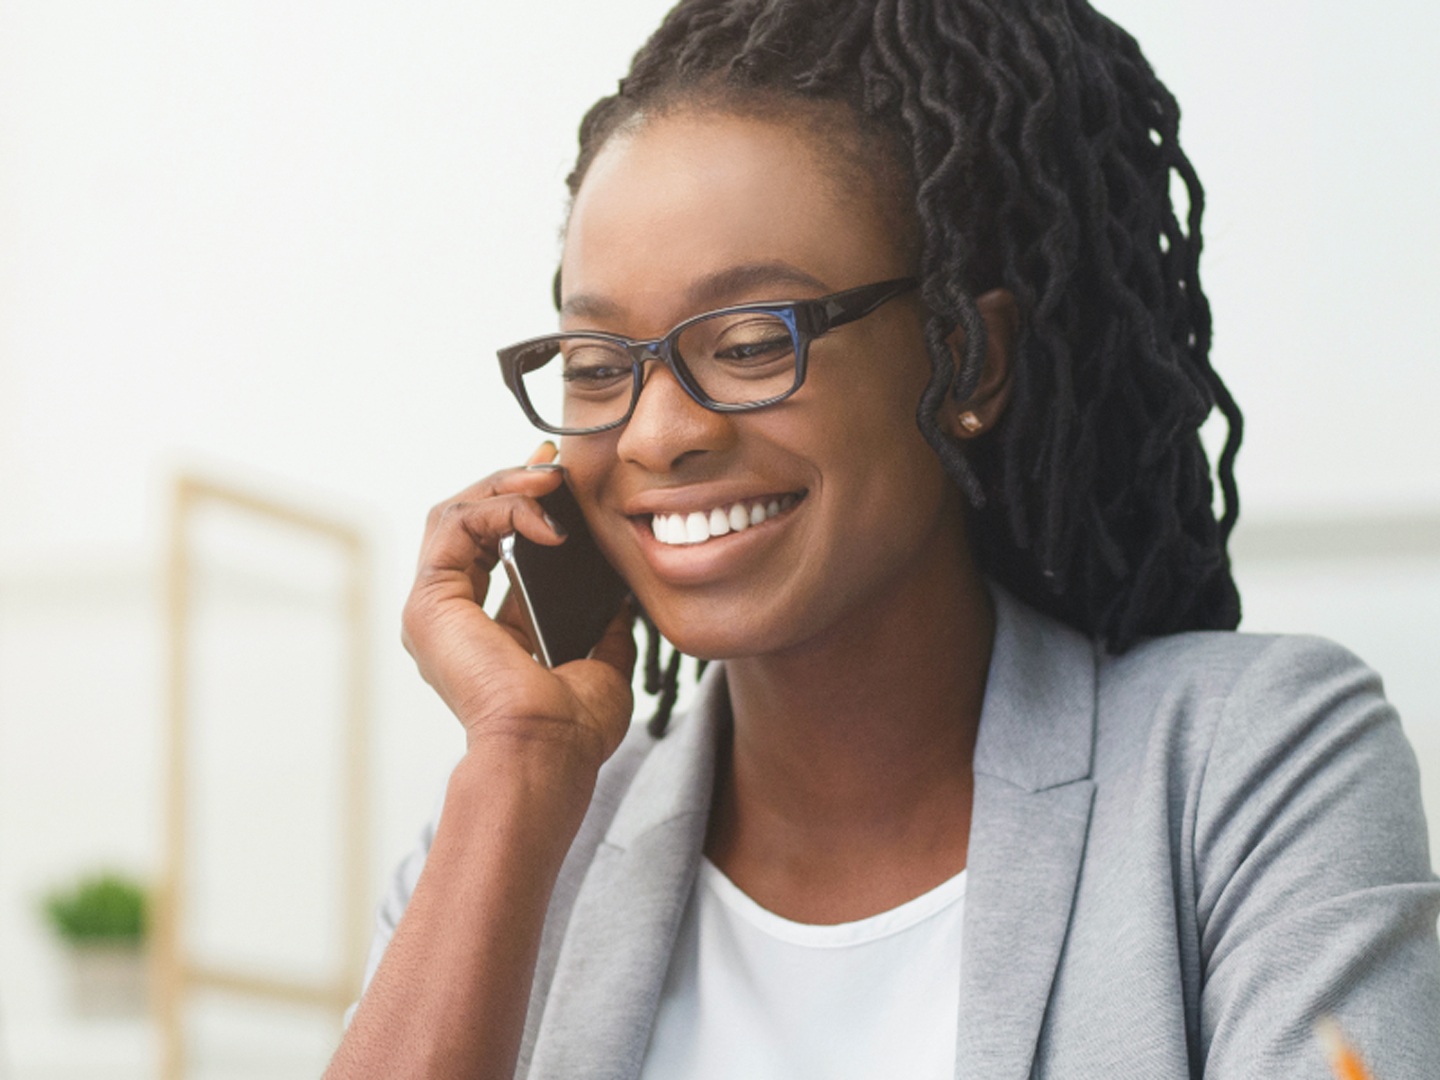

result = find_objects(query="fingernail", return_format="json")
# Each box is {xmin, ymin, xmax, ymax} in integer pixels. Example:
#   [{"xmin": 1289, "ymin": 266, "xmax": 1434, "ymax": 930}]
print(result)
[
  {"xmin": 544, "ymin": 513, "xmax": 567, "ymax": 537},
  {"xmin": 524, "ymin": 440, "xmax": 559, "ymax": 467}
]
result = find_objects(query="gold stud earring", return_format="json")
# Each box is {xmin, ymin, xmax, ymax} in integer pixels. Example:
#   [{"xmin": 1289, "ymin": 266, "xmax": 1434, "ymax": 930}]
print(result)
[{"xmin": 958, "ymin": 411, "xmax": 983, "ymax": 433}]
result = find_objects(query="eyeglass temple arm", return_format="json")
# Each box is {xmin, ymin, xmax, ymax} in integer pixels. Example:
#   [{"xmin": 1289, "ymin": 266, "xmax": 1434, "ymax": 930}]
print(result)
[{"xmin": 799, "ymin": 277, "xmax": 918, "ymax": 336}]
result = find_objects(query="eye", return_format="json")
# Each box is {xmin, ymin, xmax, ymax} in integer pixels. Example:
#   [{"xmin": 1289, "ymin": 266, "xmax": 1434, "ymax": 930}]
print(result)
[
  {"xmin": 691, "ymin": 315, "xmax": 795, "ymax": 369},
  {"xmin": 561, "ymin": 342, "xmax": 631, "ymax": 392},
  {"xmin": 563, "ymin": 363, "xmax": 630, "ymax": 385},
  {"xmin": 715, "ymin": 333, "xmax": 793, "ymax": 363}
]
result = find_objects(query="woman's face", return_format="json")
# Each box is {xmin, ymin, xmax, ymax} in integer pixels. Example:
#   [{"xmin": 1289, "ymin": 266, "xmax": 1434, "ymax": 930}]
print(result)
[{"xmin": 558, "ymin": 107, "xmax": 966, "ymax": 660}]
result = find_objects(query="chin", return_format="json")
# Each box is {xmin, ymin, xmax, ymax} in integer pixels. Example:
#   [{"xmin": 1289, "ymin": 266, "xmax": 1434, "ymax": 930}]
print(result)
[
  {"xmin": 640, "ymin": 618, "xmax": 769, "ymax": 664},
  {"xmin": 635, "ymin": 587, "xmax": 826, "ymax": 664}
]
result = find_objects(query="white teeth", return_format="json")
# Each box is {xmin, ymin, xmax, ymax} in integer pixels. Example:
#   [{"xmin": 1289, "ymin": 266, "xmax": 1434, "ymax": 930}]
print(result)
[{"xmin": 651, "ymin": 495, "xmax": 800, "ymax": 546}]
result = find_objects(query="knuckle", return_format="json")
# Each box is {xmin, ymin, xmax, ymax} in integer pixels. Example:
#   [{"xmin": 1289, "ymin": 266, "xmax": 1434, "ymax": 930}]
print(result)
[{"xmin": 400, "ymin": 597, "xmax": 431, "ymax": 645}]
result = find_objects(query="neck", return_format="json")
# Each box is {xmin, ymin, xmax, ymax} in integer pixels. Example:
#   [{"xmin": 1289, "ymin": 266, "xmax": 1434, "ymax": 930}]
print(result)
[{"xmin": 707, "ymin": 520, "xmax": 993, "ymax": 922}]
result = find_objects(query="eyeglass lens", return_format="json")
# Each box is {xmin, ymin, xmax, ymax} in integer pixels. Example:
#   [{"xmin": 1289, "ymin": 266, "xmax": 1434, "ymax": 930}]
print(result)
[{"xmin": 518, "ymin": 310, "xmax": 799, "ymax": 432}]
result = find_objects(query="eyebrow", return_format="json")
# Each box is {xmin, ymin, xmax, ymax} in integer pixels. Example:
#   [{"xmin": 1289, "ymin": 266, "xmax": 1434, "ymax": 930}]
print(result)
[{"xmin": 559, "ymin": 262, "xmax": 833, "ymax": 322}]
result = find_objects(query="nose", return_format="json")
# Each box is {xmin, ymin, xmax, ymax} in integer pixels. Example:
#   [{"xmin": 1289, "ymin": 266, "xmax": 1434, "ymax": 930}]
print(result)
[{"xmin": 615, "ymin": 358, "xmax": 737, "ymax": 473}]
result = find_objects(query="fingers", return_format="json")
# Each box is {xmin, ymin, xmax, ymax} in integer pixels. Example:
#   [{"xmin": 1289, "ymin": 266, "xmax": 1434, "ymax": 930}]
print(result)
[
  {"xmin": 420, "ymin": 496, "xmax": 557, "ymax": 601},
  {"xmin": 417, "ymin": 449, "xmax": 567, "ymax": 567},
  {"xmin": 494, "ymin": 587, "xmax": 540, "ymax": 655},
  {"xmin": 420, "ymin": 471, "xmax": 562, "ymax": 554},
  {"xmin": 417, "ymin": 480, "xmax": 568, "ymax": 589},
  {"xmin": 400, "ymin": 568, "xmax": 537, "ymax": 697},
  {"xmin": 402, "ymin": 441, "xmax": 640, "ymax": 767},
  {"xmin": 525, "ymin": 441, "xmax": 559, "ymax": 467},
  {"xmin": 404, "ymin": 445, "xmax": 572, "ymax": 682}
]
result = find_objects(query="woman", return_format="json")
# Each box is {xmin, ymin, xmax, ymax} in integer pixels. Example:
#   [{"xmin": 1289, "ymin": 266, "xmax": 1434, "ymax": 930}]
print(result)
[{"xmin": 327, "ymin": 1, "xmax": 1440, "ymax": 1077}]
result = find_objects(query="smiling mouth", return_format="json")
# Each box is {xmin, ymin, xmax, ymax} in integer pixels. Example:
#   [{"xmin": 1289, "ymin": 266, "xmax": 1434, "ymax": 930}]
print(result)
[{"xmin": 649, "ymin": 491, "xmax": 807, "ymax": 546}]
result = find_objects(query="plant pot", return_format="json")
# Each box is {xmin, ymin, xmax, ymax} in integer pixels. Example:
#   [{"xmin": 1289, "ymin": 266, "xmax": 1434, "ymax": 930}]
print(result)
[{"xmin": 65, "ymin": 941, "xmax": 149, "ymax": 1019}]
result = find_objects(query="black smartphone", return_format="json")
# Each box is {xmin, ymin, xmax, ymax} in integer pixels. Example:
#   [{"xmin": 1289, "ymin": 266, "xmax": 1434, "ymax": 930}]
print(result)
[{"xmin": 499, "ymin": 470, "xmax": 631, "ymax": 667}]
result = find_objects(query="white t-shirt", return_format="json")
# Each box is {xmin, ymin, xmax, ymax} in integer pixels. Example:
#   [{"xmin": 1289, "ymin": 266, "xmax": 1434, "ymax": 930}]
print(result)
[{"xmin": 639, "ymin": 857, "xmax": 967, "ymax": 1080}]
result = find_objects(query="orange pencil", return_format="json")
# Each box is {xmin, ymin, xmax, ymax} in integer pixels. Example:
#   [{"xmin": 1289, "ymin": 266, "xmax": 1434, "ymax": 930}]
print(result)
[{"xmin": 1316, "ymin": 1017, "xmax": 1375, "ymax": 1080}]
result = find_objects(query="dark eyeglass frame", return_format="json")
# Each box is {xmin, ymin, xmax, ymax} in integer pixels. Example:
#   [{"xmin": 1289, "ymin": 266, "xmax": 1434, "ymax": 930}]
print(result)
[{"xmin": 497, "ymin": 276, "xmax": 918, "ymax": 436}]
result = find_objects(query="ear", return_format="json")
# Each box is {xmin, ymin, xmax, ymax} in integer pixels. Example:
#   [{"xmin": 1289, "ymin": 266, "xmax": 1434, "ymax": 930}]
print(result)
[{"xmin": 938, "ymin": 288, "xmax": 1016, "ymax": 440}]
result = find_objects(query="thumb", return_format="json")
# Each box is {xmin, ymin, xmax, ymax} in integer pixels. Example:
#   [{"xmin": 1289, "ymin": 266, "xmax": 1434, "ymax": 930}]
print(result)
[
  {"xmin": 553, "ymin": 604, "xmax": 638, "ymax": 760},
  {"xmin": 588, "ymin": 600, "xmax": 638, "ymax": 678}
]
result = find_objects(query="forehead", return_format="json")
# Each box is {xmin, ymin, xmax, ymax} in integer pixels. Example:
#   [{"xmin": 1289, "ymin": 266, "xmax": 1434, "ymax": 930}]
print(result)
[{"xmin": 560, "ymin": 109, "xmax": 912, "ymax": 325}]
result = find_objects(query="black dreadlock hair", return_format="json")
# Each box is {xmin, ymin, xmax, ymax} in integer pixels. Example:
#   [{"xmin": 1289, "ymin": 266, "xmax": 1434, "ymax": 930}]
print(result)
[
  {"xmin": 568, "ymin": 0, "xmax": 1243, "ymax": 736},
  {"xmin": 638, "ymin": 608, "xmax": 708, "ymax": 738}
]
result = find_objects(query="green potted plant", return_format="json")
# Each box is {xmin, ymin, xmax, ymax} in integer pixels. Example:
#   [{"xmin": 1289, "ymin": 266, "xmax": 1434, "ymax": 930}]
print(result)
[{"xmin": 42, "ymin": 871, "xmax": 150, "ymax": 1018}]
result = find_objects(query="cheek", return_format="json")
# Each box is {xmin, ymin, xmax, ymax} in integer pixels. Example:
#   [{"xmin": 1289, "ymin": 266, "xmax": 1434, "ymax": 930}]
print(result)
[
  {"xmin": 807, "ymin": 344, "xmax": 953, "ymax": 559},
  {"xmin": 556, "ymin": 432, "xmax": 673, "ymax": 606},
  {"xmin": 557, "ymin": 433, "xmax": 625, "ymax": 542},
  {"xmin": 828, "ymin": 424, "xmax": 952, "ymax": 573},
  {"xmin": 810, "ymin": 327, "xmax": 940, "ymax": 492}
]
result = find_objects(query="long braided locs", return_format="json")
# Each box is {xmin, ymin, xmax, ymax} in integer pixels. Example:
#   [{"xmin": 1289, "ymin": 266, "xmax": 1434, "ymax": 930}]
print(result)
[{"xmin": 567, "ymin": 0, "xmax": 1243, "ymax": 734}]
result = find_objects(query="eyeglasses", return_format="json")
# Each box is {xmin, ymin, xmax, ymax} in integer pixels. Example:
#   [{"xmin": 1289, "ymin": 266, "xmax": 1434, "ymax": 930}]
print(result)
[{"xmin": 497, "ymin": 277, "xmax": 917, "ymax": 436}]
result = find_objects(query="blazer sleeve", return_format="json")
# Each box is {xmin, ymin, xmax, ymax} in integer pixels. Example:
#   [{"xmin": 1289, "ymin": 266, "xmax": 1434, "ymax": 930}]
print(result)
[{"xmin": 1192, "ymin": 635, "xmax": 1440, "ymax": 1078}]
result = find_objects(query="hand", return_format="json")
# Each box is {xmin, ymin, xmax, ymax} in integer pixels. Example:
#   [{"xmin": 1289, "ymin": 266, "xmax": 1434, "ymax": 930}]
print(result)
[
  {"xmin": 332, "ymin": 447, "xmax": 637, "ymax": 1080},
  {"xmin": 401, "ymin": 443, "xmax": 637, "ymax": 772}
]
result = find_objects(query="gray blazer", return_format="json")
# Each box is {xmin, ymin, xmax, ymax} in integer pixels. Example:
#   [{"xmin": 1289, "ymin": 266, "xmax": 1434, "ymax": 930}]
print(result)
[{"xmin": 364, "ymin": 589, "xmax": 1440, "ymax": 1078}]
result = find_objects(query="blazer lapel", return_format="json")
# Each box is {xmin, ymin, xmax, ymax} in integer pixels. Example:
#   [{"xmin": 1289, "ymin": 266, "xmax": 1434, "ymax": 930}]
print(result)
[
  {"xmin": 957, "ymin": 588, "xmax": 1098, "ymax": 1080},
  {"xmin": 526, "ymin": 589, "xmax": 1096, "ymax": 1080},
  {"xmin": 526, "ymin": 671, "xmax": 728, "ymax": 1080}
]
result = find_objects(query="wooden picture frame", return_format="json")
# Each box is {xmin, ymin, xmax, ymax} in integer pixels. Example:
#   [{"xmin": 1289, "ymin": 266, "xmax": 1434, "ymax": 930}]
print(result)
[{"xmin": 154, "ymin": 474, "xmax": 371, "ymax": 1079}]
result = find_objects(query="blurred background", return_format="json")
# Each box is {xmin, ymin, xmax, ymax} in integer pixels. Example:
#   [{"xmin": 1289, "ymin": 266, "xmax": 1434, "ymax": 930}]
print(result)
[{"xmin": 1, "ymin": 1, "xmax": 1437, "ymax": 1076}]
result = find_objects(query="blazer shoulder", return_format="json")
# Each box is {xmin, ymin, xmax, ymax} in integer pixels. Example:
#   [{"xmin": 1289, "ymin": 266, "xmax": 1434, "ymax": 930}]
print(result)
[
  {"xmin": 1088, "ymin": 628, "xmax": 1397, "ymax": 790},
  {"xmin": 1112, "ymin": 626, "xmax": 1375, "ymax": 675},
  {"xmin": 1095, "ymin": 628, "xmax": 1381, "ymax": 729}
]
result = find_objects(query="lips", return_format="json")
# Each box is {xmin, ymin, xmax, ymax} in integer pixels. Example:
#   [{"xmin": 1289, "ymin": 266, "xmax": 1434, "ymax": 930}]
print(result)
[{"xmin": 650, "ymin": 491, "xmax": 804, "ymax": 546}]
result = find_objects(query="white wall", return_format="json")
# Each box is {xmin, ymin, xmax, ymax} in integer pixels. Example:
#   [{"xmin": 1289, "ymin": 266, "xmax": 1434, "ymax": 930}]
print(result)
[
  {"xmin": 1097, "ymin": 0, "xmax": 1440, "ymax": 514},
  {"xmin": 1, "ymin": 2, "xmax": 1437, "ymax": 1075}
]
